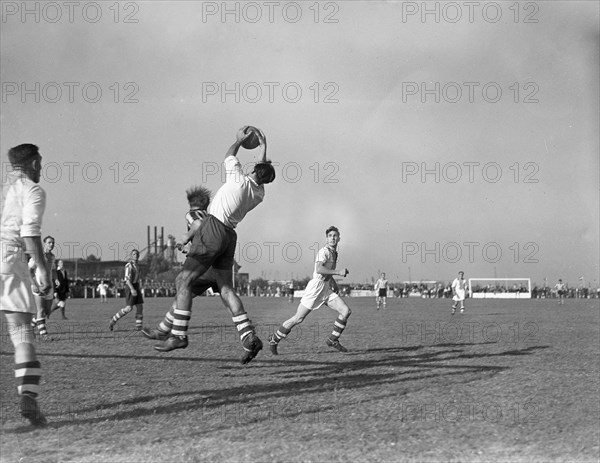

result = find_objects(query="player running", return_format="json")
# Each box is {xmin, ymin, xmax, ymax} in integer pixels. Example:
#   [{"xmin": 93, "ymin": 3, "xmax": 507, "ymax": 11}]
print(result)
[
  {"xmin": 109, "ymin": 249, "xmax": 144, "ymax": 331},
  {"xmin": 268, "ymin": 226, "xmax": 351, "ymax": 355}
]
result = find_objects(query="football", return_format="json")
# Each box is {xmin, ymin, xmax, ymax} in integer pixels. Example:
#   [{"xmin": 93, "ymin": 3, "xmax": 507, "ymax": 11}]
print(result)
[{"xmin": 242, "ymin": 126, "xmax": 261, "ymax": 150}]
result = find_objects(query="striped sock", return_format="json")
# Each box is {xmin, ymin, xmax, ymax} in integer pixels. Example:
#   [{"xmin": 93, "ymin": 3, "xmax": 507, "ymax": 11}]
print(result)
[
  {"xmin": 273, "ymin": 325, "xmax": 291, "ymax": 343},
  {"xmin": 15, "ymin": 360, "xmax": 41, "ymax": 397},
  {"xmin": 171, "ymin": 307, "xmax": 191, "ymax": 337},
  {"xmin": 112, "ymin": 306, "xmax": 132, "ymax": 324},
  {"xmin": 135, "ymin": 306, "xmax": 143, "ymax": 329},
  {"xmin": 158, "ymin": 309, "xmax": 175, "ymax": 334},
  {"xmin": 232, "ymin": 313, "xmax": 254, "ymax": 343},
  {"xmin": 34, "ymin": 318, "xmax": 48, "ymax": 336},
  {"xmin": 329, "ymin": 315, "xmax": 348, "ymax": 340}
]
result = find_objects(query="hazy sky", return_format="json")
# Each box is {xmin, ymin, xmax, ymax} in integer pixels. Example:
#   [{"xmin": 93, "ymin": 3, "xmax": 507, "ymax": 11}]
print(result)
[{"xmin": 1, "ymin": 1, "xmax": 598, "ymax": 287}]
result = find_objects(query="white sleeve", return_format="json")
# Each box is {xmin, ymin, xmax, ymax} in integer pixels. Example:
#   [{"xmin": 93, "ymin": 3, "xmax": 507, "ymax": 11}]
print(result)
[
  {"xmin": 315, "ymin": 247, "xmax": 328, "ymax": 264},
  {"xmin": 20, "ymin": 184, "xmax": 46, "ymax": 237},
  {"xmin": 224, "ymin": 155, "xmax": 243, "ymax": 183}
]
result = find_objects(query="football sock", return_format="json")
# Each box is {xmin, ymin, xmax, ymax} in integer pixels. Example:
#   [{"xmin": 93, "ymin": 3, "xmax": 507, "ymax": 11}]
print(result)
[
  {"xmin": 34, "ymin": 318, "xmax": 48, "ymax": 336},
  {"xmin": 232, "ymin": 313, "xmax": 254, "ymax": 343},
  {"xmin": 158, "ymin": 308, "xmax": 175, "ymax": 334},
  {"xmin": 272, "ymin": 325, "xmax": 291, "ymax": 343},
  {"xmin": 112, "ymin": 306, "xmax": 132, "ymax": 324},
  {"xmin": 171, "ymin": 307, "xmax": 191, "ymax": 337},
  {"xmin": 329, "ymin": 315, "xmax": 348, "ymax": 341},
  {"xmin": 135, "ymin": 306, "xmax": 143, "ymax": 330},
  {"xmin": 15, "ymin": 360, "xmax": 41, "ymax": 397}
]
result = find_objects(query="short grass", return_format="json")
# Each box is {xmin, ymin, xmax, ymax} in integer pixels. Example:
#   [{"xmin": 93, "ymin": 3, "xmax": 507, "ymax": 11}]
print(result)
[{"xmin": 1, "ymin": 296, "xmax": 599, "ymax": 462}]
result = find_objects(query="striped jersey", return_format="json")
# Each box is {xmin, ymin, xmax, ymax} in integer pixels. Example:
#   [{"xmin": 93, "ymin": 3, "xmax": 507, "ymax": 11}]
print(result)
[
  {"xmin": 185, "ymin": 209, "xmax": 208, "ymax": 230},
  {"xmin": 124, "ymin": 261, "xmax": 140, "ymax": 284},
  {"xmin": 375, "ymin": 278, "xmax": 388, "ymax": 290},
  {"xmin": 313, "ymin": 246, "xmax": 337, "ymax": 281}
]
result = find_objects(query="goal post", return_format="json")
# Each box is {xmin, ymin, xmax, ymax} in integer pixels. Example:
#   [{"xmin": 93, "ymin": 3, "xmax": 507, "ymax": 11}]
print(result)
[{"xmin": 468, "ymin": 278, "xmax": 532, "ymax": 299}]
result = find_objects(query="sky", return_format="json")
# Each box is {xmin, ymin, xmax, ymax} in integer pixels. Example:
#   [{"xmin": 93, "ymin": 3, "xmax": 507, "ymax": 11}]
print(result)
[{"xmin": 1, "ymin": 1, "xmax": 598, "ymax": 287}]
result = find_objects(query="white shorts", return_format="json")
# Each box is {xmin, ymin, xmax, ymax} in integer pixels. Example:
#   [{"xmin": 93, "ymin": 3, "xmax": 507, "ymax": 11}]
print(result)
[
  {"xmin": 1, "ymin": 247, "xmax": 35, "ymax": 313},
  {"xmin": 453, "ymin": 289, "xmax": 466, "ymax": 302},
  {"xmin": 300, "ymin": 278, "xmax": 339, "ymax": 310}
]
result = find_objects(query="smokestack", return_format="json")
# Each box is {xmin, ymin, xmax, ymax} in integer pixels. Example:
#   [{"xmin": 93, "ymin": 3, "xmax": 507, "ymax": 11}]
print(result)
[{"xmin": 147, "ymin": 226, "xmax": 150, "ymax": 257}]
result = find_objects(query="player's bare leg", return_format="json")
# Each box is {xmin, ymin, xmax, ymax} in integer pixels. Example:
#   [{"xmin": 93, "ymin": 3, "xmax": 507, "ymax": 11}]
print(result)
[
  {"xmin": 213, "ymin": 268, "xmax": 262, "ymax": 364},
  {"xmin": 326, "ymin": 297, "xmax": 351, "ymax": 352},
  {"xmin": 154, "ymin": 258, "xmax": 208, "ymax": 352},
  {"xmin": 5, "ymin": 312, "xmax": 47, "ymax": 426},
  {"xmin": 269, "ymin": 303, "xmax": 312, "ymax": 355}
]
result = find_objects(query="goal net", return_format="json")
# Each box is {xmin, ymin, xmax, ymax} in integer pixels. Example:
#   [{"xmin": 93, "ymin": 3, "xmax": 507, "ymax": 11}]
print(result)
[{"xmin": 468, "ymin": 278, "xmax": 532, "ymax": 299}]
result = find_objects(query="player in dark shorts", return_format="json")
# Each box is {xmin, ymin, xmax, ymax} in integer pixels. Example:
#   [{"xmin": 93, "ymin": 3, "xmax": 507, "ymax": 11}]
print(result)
[
  {"xmin": 152, "ymin": 127, "xmax": 275, "ymax": 365},
  {"xmin": 109, "ymin": 250, "xmax": 144, "ymax": 331}
]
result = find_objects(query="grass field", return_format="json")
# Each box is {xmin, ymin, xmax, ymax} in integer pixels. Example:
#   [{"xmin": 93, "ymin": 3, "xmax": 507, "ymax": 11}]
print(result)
[{"xmin": 1, "ymin": 295, "xmax": 599, "ymax": 462}]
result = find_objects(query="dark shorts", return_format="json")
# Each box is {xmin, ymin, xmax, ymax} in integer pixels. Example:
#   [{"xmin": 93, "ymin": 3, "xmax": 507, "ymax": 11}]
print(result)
[
  {"xmin": 191, "ymin": 267, "xmax": 220, "ymax": 296},
  {"xmin": 56, "ymin": 290, "xmax": 69, "ymax": 302},
  {"xmin": 188, "ymin": 215, "xmax": 237, "ymax": 270},
  {"xmin": 378, "ymin": 289, "xmax": 387, "ymax": 297},
  {"xmin": 125, "ymin": 283, "xmax": 144, "ymax": 306}
]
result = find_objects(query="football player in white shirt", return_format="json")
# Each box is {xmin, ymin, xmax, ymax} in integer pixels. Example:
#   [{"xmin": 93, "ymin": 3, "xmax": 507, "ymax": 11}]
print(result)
[
  {"xmin": 1, "ymin": 144, "xmax": 50, "ymax": 426},
  {"xmin": 451, "ymin": 271, "xmax": 467, "ymax": 314},
  {"xmin": 29, "ymin": 235, "xmax": 57, "ymax": 340},
  {"xmin": 554, "ymin": 279, "xmax": 566, "ymax": 305},
  {"xmin": 154, "ymin": 127, "xmax": 275, "ymax": 365},
  {"xmin": 269, "ymin": 226, "xmax": 351, "ymax": 354},
  {"xmin": 374, "ymin": 272, "xmax": 389, "ymax": 310}
]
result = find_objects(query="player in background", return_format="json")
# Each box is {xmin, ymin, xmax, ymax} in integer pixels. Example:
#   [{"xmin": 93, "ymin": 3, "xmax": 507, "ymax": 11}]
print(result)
[
  {"xmin": 109, "ymin": 249, "xmax": 144, "ymax": 331},
  {"xmin": 287, "ymin": 280, "xmax": 295, "ymax": 303},
  {"xmin": 30, "ymin": 235, "xmax": 57, "ymax": 340},
  {"xmin": 1, "ymin": 143, "xmax": 50, "ymax": 426},
  {"xmin": 52, "ymin": 259, "xmax": 70, "ymax": 317},
  {"xmin": 153, "ymin": 127, "xmax": 275, "ymax": 365},
  {"xmin": 374, "ymin": 272, "xmax": 389, "ymax": 310},
  {"xmin": 142, "ymin": 185, "xmax": 220, "ymax": 343},
  {"xmin": 451, "ymin": 271, "xmax": 467, "ymax": 314},
  {"xmin": 96, "ymin": 280, "xmax": 108, "ymax": 303},
  {"xmin": 269, "ymin": 226, "xmax": 351, "ymax": 355},
  {"xmin": 555, "ymin": 279, "xmax": 566, "ymax": 305}
]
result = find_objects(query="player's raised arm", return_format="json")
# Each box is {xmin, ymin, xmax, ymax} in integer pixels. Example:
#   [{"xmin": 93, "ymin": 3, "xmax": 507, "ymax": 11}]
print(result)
[
  {"xmin": 225, "ymin": 126, "xmax": 253, "ymax": 158},
  {"xmin": 255, "ymin": 128, "xmax": 268, "ymax": 163}
]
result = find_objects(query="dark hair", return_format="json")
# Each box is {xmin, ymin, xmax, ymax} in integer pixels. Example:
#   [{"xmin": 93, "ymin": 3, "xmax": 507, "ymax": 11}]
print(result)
[
  {"xmin": 8, "ymin": 144, "xmax": 39, "ymax": 168},
  {"xmin": 253, "ymin": 161, "xmax": 276, "ymax": 184},
  {"xmin": 43, "ymin": 235, "xmax": 55, "ymax": 243},
  {"xmin": 186, "ymin": 185, "xmax": 211, "ymax": 210},
  {"xmin": 325, "ymin": 226, "xmax": 339, "ymax": 235}
]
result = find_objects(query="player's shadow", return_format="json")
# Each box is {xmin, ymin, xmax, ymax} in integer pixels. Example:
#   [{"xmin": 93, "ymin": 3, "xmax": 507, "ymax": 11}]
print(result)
[{"xmin": 2, "ymin": 344, "xmax": 548, "ymax": 433}]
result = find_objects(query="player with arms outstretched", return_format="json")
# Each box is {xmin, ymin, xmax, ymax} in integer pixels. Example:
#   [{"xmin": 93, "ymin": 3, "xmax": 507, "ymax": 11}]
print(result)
[
  {"xmin": 269, "ymin": 226, "xmax": 352, "ymax": 354},
  {"xmin": 554, "ymin": 279, "xmax": 566, "ymax": 305}
]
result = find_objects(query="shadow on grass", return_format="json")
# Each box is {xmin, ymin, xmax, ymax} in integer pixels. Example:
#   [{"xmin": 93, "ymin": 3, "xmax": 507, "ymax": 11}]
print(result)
[{"xmin": 2, "ymin": 344, "xmax": 549, "ymax": 434}]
